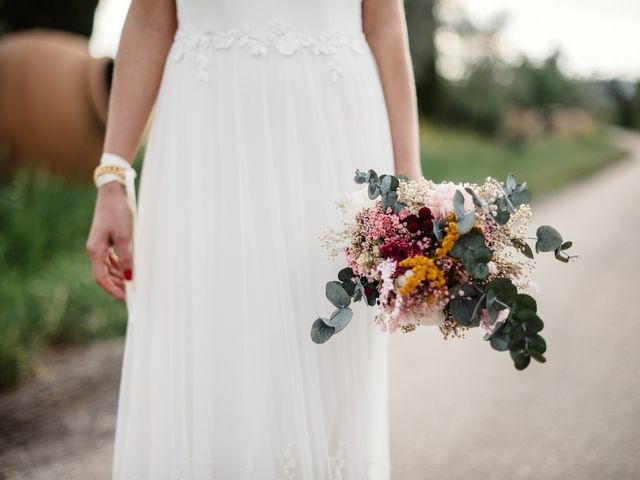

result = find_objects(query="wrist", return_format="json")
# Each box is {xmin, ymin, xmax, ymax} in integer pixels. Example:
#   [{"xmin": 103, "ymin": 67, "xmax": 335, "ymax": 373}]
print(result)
[
  {"xmin": 93, "ymin": 152, "xmax": 136, "ymax": 191},
  {"xmin": 98, "ymin": 180, "xmax": 127, "ymax": 196}
]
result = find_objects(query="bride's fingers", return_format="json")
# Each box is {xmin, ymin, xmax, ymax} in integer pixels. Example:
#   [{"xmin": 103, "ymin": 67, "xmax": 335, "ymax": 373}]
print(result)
[
  {"xmin": 106, "ymin": 255, "xmax": 124, "ymax": 278},
  {"xmin": 108, "ymin": 249, "xmax": 121, "ymax": 268},
  {"xmin": 104, "ymin": 259, "xmax": 126, "ymax": 290}
]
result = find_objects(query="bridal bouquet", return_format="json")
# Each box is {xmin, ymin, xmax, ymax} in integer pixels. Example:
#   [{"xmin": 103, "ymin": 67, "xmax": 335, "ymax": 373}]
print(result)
[{"xmin": 312, "ymin": 169, "xmax": 576, "ymax": 370}]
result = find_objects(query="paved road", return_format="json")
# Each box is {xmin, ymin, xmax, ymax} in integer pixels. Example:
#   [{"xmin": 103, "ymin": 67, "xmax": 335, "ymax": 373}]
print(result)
[
  {"xmin": 1, "ymin": 129, "xmax": 639, "ymax": 479},
  {"xmin": 389, "ymin": 128, "xmax": 640, "ymax": 480}
]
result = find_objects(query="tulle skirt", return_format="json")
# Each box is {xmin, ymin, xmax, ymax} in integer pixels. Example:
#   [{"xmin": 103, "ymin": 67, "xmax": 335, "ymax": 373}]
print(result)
[{"xmin": 112, "ymin": 36, "xmax": 395, "ymax": 479}]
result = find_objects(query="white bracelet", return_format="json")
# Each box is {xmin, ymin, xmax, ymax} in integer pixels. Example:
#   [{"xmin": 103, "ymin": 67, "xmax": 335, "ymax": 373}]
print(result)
[{"xmin": 95, "ymin": 153, "xmax": 137, "ymax": 205}]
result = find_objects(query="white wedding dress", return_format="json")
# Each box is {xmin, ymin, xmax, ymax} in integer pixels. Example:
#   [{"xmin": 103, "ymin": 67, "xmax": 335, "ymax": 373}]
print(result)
[{"xmin": 112, "ymin": 0, "xmax": 396, "ymax": 478}]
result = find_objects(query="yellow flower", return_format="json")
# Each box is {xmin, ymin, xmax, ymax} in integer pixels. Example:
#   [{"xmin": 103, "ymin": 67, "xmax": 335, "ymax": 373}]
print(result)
[
  {"xmin": 435, "ymin": 215, "xmax": 460, "ymax": 259},
  {"xmin": 398, "ymin": 255, "xmax": 446, "ymax": 296}
]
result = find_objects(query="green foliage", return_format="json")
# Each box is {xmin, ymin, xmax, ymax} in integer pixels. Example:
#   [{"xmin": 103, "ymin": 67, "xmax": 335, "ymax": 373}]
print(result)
[
  {"xmin": 0, "ymin": 168, "xmax": 126, "ymax": 390},
  {"xmin": 420, "ymin": 123, "xmax": 626, "ymax": 196},
  {"xmin": 510, "ymin": 53, "xmax": 581, "ymax": 109},
  {"xmin": 310, "ymin": 318, "xmax": 335, "ymax": 344},
  {"xmin": 453, "ymin": 190, "xmax": 475, "ymax": 234},
  {"xmin": 481, "ymin": 279, "xmax": 548, "ymax": 370},
  {"xmin": 404, "ymin": 0, "xmax": 439, "ymax": 116},
  {"xmin": 355, "ymin": 169, "xmax": 405, "ymax": 214},
  {"xmin": 535, "ymin": 225, "xmax": 563, "ymax": 253},
  {"xmin": 450, "ymin": 230, "xmax": 492, "ymax": 279},
  {"xmin": 449, "ymin": 284, "xmax": 484, "ymax": 327}
]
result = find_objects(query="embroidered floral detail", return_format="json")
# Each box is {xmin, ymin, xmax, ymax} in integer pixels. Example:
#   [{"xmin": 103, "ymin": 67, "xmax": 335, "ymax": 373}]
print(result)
[
  {"xmin": 275, "ymin": 440, "xmax": 298, "ymax": 479},
  {"xmin": 164, "ymin": 449, "xmax": 217, "ymax": 480},
  {"xmin": 169, "ymin": 17, "xmax": 367, "ymax": 83},
  {"xmin": 127, "ymin": 439, "xmax": 376, "ymax": 479},
  {"xmin": 329, "ymin": 439, "xmax": 347, "ymax": 479}
]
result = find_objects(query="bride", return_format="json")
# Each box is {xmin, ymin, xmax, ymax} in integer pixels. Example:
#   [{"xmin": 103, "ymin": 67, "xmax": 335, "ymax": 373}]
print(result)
[{"xmin": 86, "ymin": 0, "xmax": 422, "ymax": 478}]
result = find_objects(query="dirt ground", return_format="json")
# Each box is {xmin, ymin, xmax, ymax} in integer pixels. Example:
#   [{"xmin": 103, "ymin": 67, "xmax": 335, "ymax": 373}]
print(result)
[{"xmin": 1, "ymin": 129, "xmax": 639, "ymax": 480}]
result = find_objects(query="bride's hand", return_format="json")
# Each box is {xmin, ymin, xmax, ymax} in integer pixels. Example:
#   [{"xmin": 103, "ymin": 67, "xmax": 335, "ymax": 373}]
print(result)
[{"xmin": 85, "ymin": 182, "xmax": 134, "ymax": 301}]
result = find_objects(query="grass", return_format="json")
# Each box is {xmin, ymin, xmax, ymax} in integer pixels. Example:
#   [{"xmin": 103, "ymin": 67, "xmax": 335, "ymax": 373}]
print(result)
[
  {"xmin": 0, "ymin": 125, "xmax": 629, "ymax": 390},
  {"xmin": 0, "ymin": 167, "xmax": 127, "ymax": 390},
  {"xmin": 420, "ymin": 124, "xmax": 626, "ymax": 196}
]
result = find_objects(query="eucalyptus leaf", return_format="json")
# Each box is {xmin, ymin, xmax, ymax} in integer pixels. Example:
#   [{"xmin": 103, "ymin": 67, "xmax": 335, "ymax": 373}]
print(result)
[
  {"xmin": 509, "ymin": 189, "xmax": 532, "ymax": 206},
  {"xmin": 433, "ymin": 219, "xmax": 446, "ymax": 242},
  {"xmin": 486, "ymin": 290, "xmax": 497, "ymax": 308},
  {"xmin": 508, "ymin": 337, "xmax": 526, "ymax": 351},
  {"xmin": 554, "ymin": 249, "xmax": 570, "ymax": 263},
  {"xmin": 513, "ymin": 354, "xmax": 531, "ymax": 370},
  {"xmin": 528, "ymin": 333, "xmax": 547, "ymax": 354},
  {"xmin": 536, "ymin": 225, "xmax": 563, "ymax": 253},
  {"xmin": 465, "ymin": 187, "xmax": 486, "ymax": 208},
  {"xmin": 487, "ymin": 303, "xmax": 499, "ymax": 325},
  {"xmin": 528, "ymin": 350, "xmax": 546, "ymax": 363},
  {"xmin": 366, "ymin": 290, "xmax": 378, "ymax": 306},
  {"xmin": 354, "ymin": 169, "xmax": 367, "ymax": 184},
  {"xmin": 494, "ymin": 208, "xmax": 510, "ymax": 225},
  {"xmin": 506, "ymin": 174, "xmax": 517, "ymax": 192},
  {"xmin": 512, "ymin": 309, "xmax": 539, "ymax": 325},
  {"xmin": 338, "ymin": 267, "xmax": 354, "ymax": 283},
  {"xmin": 490, "ymin": 333, "xmax": 509, "ymax": 351},
  {"xmin": 368, "ymin": 182, "xmax": 380, "ymax": 200},
  {"xmin": 450, "ymin": 293, "xmax": 483, "ymax": 326},
  {"xmin": 473, "ymin": 245, "xmax": 493, "ymax": 263},
  {"xmin": 473, "ymin": 263, "xmax": 490, "ymax": 279},
  {"xmin": 326, "ymin": 281, "xmax": 351, "ymax": 308},
  {"xmin": 311, "ymin": 318, "xmax": 335, "ymax": 344},
  {"xmin": 485, "ymin": 278, "xmax": 518, "ymax": 305},
  {"xmin": 484, "ymin": 318, "xmax": 510, "ymax": 340},
  {"xmin": 512, "ymin": 238, "xmax": 534, "ymax": 259},
  {"xmin": 514, "ymin": 294, "xmax": 537, "ymax": 313},
  {"xmin": 341, "ymin": 279, "xmax": 356, "ymax": 296},
  {"xmin": 380, "ymin": 175, "xmax": 392, "ymax": 195},
  {"xmin": 327, "ymin": 307, "xmax": 353, "ymax": 333},
  {"xmin": 352, "ymin": 277, "xmax": 365, "ymax": 302},
  {"xmin": 456, "ymin": 211, "xmax": 476, "ymax": 234},
  {"xmin": 454, "ymin": 190, "xmax": 466, "ymax": 218},
  {"xmin": 382, "ymin": 190, "xmax": 398, "ymax": 211}
]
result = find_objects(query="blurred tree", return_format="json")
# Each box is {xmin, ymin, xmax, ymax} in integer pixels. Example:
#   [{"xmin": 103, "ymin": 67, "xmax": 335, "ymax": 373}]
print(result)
[
  {"xmin": 510, "ymin": 52, "xmax": 579, "ymax": 111},
  {"xmin": 432, "ymin": 7, "xmax": 509, "ymax": 134},
  {"xmin": 607, "ymin": 79, "xmax": 637, "ymax": 129},
  {"xmin": 633, "ymin": 81, "xmax": 640, "ymax": 129},
  {"xmin": 0, "ymin": 0, "xmax": 99, "ymax": 37},
  {"xmin": 404, "ymin": 0, "xmax": 440, "ymax": 117}
]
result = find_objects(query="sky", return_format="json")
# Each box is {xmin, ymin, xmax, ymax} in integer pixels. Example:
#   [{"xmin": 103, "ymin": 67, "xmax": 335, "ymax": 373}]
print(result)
[{"xmin": 89, "ymin": 0, "xmax": 640, "ymax": 81}]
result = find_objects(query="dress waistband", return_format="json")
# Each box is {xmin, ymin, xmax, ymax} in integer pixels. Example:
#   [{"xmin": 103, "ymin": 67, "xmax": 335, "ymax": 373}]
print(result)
[{"xmin": 169, "ymin": 17, "xmax": 368, "ymax": 83}]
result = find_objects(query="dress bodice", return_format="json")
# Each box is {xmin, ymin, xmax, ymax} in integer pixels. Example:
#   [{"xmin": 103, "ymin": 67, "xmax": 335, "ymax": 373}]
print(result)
[
  {"xmin": 169, "ymin": 0, "xmax": 371, "ymax": 84},
  {"xmin": 175, "ymin": 0, "xmax": 365, "ymax": 32}
]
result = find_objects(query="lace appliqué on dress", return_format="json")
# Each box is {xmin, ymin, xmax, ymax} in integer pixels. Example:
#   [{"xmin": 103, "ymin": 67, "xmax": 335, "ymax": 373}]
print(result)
[
  {"xmin": 169, "ymin": 17, "xmax": 367, "ymax": 83},
  {"xmin": 275, "ymin": 440, "xmax": 297, "ymax": 479}
]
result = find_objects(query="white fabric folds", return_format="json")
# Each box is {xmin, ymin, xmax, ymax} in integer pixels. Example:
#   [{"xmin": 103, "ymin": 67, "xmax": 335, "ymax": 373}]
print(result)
[{"xmin": 112, "ymin": 1, "xmax": 396, "ymax": 478}]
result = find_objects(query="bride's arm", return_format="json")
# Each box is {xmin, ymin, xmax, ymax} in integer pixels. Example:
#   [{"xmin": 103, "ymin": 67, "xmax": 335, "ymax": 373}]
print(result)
[
  {"xmin": 86, "ymin": 0, "xmax": 177, "ymax": 300},
  {"xmin": 362, "ymin": 0, "xmax": 423, "ymax": 181},
  {"xmin": 103, "ymin": 0, "xmax": 177, "ymax": 160}
]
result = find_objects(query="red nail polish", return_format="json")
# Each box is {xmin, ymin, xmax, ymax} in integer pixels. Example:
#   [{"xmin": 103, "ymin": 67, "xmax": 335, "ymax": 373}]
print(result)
[{"xmin": 124, "ymin": 269, "xmax": 133, "ymax": 281}]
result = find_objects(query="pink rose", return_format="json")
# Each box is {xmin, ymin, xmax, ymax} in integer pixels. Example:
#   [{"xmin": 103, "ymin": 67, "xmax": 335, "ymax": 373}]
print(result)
[
  {"xmin": 428, "ymin": 183, "xmax": 475, "ymax": 220},
  {"xmin": 480, "ymin": 308, "xmax": 510, "ymax": 335}
]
